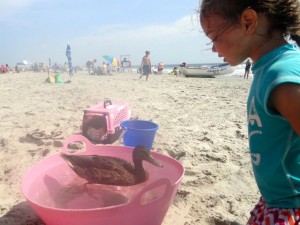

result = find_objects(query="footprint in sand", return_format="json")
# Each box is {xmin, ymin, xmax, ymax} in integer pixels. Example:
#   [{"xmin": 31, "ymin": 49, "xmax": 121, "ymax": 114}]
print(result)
[
  {"xmin": 0, "ymin": 138, "xmax": 8, "ymax": 147},
  {"xmin": 235, "ymin": 130, "xmax": 246, "ymax": 139},
  {"xmin": 20, "ymin": 130, "xmax": 63, "ymax": 147},
  {"xmin": 27, "ymin": 148, "xmax": 50, "ymax": 157},
  {"xmin": 166, "ymin": 149, "xmax": 186, "ymax": 160},
  {"xmin": 173, "ymin": 189, "xmax": 190, "ymax": 205},
  {"xmin": 208, "ymin": 217, "xmax": 242, "ymax": 225}
]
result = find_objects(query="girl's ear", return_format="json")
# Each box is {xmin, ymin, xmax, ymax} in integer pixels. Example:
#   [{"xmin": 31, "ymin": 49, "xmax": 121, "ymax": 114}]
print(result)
[{"xmin": 240, "ymin": 8, "xmax": 257, "ymax": 34}]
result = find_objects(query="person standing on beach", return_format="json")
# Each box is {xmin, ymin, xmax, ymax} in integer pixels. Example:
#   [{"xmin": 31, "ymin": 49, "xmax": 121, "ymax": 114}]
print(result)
[
  {"xmin": 139, "ymin": 51, "xmax": 152, "ymax": 81},
  {"xmin": 244, "ymin": 59, "xmax": 251, "ymax": 79},
  {"xmin": 200, "ymin": 0, "xmax": 300, "ymax": 225}
]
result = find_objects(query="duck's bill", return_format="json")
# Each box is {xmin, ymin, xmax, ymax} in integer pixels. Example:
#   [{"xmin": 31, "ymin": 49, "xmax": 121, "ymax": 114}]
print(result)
[
  {"xmin": 147, "ymin": 155, "xmax": 163, "ymax": 168},
  {"xmin": 60, "ymin": 153, "xmax": 75, "ymax": 168}
]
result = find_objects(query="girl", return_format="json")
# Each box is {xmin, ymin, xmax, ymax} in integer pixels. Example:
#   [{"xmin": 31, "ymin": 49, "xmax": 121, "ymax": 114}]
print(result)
[{"xmin": 199, "ymin": 0, "xmax": 300, "ymax": 224}]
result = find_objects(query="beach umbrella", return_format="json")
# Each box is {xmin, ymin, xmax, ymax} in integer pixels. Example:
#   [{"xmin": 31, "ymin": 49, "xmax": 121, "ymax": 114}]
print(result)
[
  {"xmin": 103, "ymin": 55, "xmax": 119, "ymax": 66},
  {"xmin": 103, "ymin": 55, "xmax": 113, "ymax": 63},
  {"xmin": 65, "ymin": 44, "xmax": 73, "ymax": 76},
  {"xmin": 111, "ymin": 58, "xmax": 119, "ymax": 67}
]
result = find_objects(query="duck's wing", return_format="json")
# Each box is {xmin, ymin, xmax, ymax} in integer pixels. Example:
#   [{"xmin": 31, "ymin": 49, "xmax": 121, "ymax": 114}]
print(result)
[
  {"xmin": 87, "ymin": 156, "xmax": 137, "ymax": 185},
  {"xmin": 61, "ymin": 154, "xmax": 134, "ymax": 172},
  {"xmin": 88, "ymin": 167, "xmax": 136, "ymax": 185},
  {"xmin": 91, "ymin": 156, "xmax": 134, "ymax": 171},
  {"xmin": 62, "ymin": 154, "xmax": 138, "ymax": 185},
  {"xmin": 68, "ymin": 163, "xmax": 134, "ymax": 185}
]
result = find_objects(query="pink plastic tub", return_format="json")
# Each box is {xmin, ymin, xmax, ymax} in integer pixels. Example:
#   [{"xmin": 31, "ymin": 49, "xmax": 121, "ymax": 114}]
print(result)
[{"xmin": 21, "ymin": 135, "xmax": 184, "ymax": 225}]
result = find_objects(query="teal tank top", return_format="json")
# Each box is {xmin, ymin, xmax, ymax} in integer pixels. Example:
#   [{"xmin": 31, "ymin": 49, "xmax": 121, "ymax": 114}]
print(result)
[{"xmin": 247, "ymin": 44, "xmax": 300, "ymax": 208}]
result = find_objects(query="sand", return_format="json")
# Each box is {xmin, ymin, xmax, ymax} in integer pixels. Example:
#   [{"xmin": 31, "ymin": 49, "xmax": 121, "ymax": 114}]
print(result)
[{"xmin": 0, "ymin": 70, "xmax": 260, "ymax": 225}]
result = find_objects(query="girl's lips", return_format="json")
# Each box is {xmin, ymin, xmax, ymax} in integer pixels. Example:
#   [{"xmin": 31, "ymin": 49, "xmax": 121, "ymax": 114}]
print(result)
[{"xmin": 218, "ymin": 55, "xmax": 225, "ymax": 60}]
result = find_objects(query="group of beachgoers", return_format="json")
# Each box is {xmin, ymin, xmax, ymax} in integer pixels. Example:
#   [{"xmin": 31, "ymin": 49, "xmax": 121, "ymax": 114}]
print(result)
[
  {"xmin": 86, "ymin": 60, "xmax": 114, "ymax": 76},
  {"xmin": 138, "ymin": 52, "xmax": 188, "ymax": 78},
  {"xmin": 96, "ymin": 62, "xmax": 113, "ymax": 75},
  {"xmin": 0, "ymin": 64, "xmax": 9, "ymax": 73},
  {"xmin": 0, "ymin": 64, "xmax": 20, "ymax": 73},
  {"xmin": 138, "ymin": 51, "xmax": 167, "ymax": 79}
]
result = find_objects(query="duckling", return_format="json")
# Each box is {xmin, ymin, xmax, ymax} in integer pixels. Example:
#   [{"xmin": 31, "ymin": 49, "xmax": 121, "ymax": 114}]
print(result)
[{"xmin": 60, "ymin": 145, "xmax": 162, "ymax": 186}]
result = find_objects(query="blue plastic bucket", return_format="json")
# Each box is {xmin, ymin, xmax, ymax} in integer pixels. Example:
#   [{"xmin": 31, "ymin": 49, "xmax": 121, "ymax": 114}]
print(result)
[{"xmin": 120, "ymin": 120, "xmax": 159, "ymax": 149}]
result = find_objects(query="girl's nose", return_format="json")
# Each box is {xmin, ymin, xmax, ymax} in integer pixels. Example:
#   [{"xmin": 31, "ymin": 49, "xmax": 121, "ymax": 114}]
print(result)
[{"xmin": 212, "ymin": 44, "xmax": 216, "ymax": 52}]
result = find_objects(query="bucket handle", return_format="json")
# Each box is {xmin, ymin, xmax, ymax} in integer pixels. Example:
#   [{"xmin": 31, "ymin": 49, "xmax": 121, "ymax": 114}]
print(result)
[
  {"xmin": 61, "ymin": 134, "xmax": 94, "ymax": 154},
  {"xmin": 132, "ymin": 178, "xmax": 173, "ymax": 206}
]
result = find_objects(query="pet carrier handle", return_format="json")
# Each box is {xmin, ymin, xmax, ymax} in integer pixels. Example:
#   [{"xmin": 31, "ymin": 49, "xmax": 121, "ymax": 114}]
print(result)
[
  {"xmin": 103, "ymin": 99, "xmax": 112, "ymax": 108},
  {"xmin": 61, "ymin": 134, "xmax": 94, "ymax": 154}
]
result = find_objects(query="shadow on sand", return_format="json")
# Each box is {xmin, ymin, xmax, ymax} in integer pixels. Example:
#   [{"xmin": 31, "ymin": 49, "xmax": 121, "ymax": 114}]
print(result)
[{"xmin": 0, "ymin": 201, "xmax": 45, "ymax": 225}]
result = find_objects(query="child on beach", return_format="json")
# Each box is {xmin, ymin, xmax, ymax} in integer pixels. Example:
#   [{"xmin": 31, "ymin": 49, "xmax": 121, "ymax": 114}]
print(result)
[
  {"xmin": 199, "ymin": 0, "xmax": 300, "ymax": 224},
  {"xmin": 244, "ymin": 59, "xmax": 251, "ymax": 79}
]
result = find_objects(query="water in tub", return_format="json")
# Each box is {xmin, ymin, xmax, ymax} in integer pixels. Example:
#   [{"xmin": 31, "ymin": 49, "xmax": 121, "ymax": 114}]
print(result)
[{"xmin": 28, "ymin": 163, "xmax": 166, "ymax": 209}]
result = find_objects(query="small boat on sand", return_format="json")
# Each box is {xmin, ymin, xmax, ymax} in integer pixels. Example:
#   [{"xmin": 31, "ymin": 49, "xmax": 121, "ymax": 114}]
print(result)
[{"xmin": 179, "ymin": 63, "xmax": 234, "ymax": 78}]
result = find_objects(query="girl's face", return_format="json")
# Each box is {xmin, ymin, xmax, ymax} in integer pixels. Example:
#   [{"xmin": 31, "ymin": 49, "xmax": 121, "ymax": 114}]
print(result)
[{"xmin": 201, "ymin": 15, "xmax": 250, "ymax": 66}]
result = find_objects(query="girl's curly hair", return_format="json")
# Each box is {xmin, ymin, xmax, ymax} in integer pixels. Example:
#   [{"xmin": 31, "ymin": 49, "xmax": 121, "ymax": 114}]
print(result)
[{"xmin": 200, "ymin": 0, "xmax": 300, "ymax": 46}]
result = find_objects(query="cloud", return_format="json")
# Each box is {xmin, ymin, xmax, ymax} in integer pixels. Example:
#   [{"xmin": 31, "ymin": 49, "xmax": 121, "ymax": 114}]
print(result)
[
  {"xmin": 0, "ymin": 10, "xmax": 219, "ymax": 66},
  {"xmin": 0, "ymin": 0, "xmax": 38, "ymax": 18},
  {"xmin": 68, "ymin": 14, "xmax": 217, "ymax": 65},
  {"xmin": 75, "ymin": 13, "xmax": 201, "ymax": 42}
]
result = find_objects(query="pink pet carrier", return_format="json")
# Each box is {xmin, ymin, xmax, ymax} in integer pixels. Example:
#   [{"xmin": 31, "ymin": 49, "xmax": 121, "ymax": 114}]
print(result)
[{"xmin": 81, "ymin": 100, "xmax": 131, "ymax": 144}]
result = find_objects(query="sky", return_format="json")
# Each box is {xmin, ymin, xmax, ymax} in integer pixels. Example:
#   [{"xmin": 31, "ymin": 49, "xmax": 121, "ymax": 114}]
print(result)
[{"xmin": 0, "ymin": 0, "xmax": 222, "ymax": 67}]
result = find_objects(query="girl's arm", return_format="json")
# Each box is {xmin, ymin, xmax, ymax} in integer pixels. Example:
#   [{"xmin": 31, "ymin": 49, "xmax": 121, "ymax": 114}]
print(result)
[{"xmin": 270, "ymin": 83, "xmax": 300, "ymax": 136}]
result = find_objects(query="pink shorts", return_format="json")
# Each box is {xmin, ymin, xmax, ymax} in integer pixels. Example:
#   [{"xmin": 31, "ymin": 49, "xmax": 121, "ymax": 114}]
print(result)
[{"xmin": 247, "ymin": 197, "xmax": 300, "ymax": 225}]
